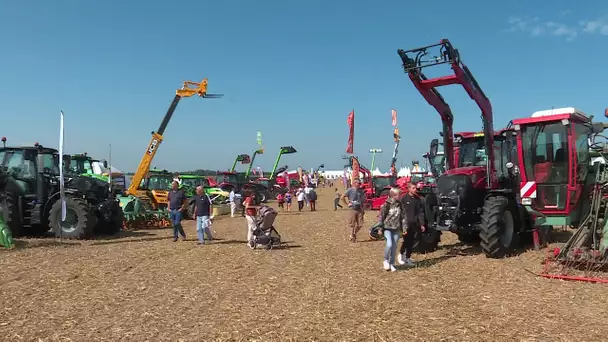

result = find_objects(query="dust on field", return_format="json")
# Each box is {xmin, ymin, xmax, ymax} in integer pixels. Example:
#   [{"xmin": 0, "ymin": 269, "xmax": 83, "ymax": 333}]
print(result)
[{"xmin": 0, "ymin": 188, "xmax": 606, "ymax": 342}]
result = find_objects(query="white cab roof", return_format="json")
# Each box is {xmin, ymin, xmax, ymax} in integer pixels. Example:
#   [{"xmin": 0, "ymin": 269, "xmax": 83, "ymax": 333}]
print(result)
[{"xmin": 531, "ymin": 107, "xmax": 590, "ymax": 118}]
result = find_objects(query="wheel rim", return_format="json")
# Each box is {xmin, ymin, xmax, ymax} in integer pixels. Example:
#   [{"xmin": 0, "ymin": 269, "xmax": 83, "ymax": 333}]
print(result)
[
  {"xmin": 499, "ymin": 210, "xmax": 514, "ymax": 248},
  {"xmin": 60, "ymin": 208, "xmax": 80, "ymax": 233}
]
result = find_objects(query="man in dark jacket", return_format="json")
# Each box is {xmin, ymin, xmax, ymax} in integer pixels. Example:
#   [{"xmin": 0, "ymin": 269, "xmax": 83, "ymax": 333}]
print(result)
[
  {"xmin": 168, "ymin": 180, "xmax": 188, "ymax": 242},
  {"xmin": 398, "ymin": 183, "xmax": 426, "ymax": 266},
  {"xmin": 190, "ymin": 186, "xmax": 213, "ymax": 244}
]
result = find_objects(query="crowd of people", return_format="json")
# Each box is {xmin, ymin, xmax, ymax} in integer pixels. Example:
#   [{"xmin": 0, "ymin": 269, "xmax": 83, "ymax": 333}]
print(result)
[{"xmin": 167, "ymin": 177, "xmax": 426, "ymax": 273}]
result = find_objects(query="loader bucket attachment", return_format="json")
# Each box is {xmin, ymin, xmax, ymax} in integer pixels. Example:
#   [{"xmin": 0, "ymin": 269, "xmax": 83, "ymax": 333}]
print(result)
[{"xmin": 280, "ymin": 146, "xmax": 297, "ymax": 154}]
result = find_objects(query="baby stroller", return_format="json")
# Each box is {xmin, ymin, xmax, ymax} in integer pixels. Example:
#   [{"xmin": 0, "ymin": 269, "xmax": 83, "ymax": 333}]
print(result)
[{"xmin": 249, "ymin": 205, "xmax": 282, "ymax": 250}]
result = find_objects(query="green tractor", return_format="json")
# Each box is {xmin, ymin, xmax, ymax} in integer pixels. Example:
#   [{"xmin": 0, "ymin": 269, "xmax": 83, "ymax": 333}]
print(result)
[
  {"xmin": 68, "ymin": 153, "xmax": 127, "ymax": 190},
  {"xmin": 0, "ymin": 143, "xmax": 123, "ymax": 239},
  {"xmin": 0, "ymin": 166, "xmax": 15, "ymax": 248},
  {"xmin": 177, "ymin": 174, "xmax": 229, "ymax": 218},
  {"xmin": 178, "ymin": 174, "xmax": 229, "ymax": 202}
]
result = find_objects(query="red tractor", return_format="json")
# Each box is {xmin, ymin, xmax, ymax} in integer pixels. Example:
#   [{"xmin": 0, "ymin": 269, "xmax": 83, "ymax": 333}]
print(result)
[{"xmin": 398, "ymin": 39, "xmax": 525, "ymax": 257}]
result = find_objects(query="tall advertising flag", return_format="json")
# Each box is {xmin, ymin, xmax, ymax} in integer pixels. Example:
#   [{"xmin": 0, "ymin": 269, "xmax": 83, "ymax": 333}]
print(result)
[
  {"xmin": 391, "ymin": 109, "xmax": 397, "ymax": 127},
  {"xmin": 346, "ymin": 110, "xmax": 355, "ymax": 154},
  {"xmin": 256, "ymin": 130, "xmax": 263, "ymax": 151},
  {"xmin": 352, "ymin": 157, "xmax": 361, "ymax": 183},
  {"xmin": 58, "ymin": 111, "xmax": 66, "ymax": 228}
]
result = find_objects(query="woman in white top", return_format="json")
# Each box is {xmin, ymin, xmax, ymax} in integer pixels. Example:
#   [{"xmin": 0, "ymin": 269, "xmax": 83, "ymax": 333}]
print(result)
[{"xmin": 296, "ymin": 188, "xmax": 305, "ymax": 211}]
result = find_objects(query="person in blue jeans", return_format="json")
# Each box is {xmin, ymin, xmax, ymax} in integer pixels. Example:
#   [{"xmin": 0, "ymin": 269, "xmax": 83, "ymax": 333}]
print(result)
[
  {"xmin": 377, "ymin": 187, "xmax": 404, "ymax": 272},
  {"xmin": 168, "ymin": 181, "xmax": 187, "ymax": 241},
  {"xmin": 190, "ymin": 186, "xmax": 213, "ymax": 244}
]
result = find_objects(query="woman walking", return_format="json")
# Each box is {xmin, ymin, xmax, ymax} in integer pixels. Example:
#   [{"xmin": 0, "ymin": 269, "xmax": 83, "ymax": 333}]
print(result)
[
  {"xmin": 296, "ymin": 187, "xmax": 305, "ymax": 211},
  {"xmin": 377, "ymin": 187, "xmax": 404, "ymax": 272},
  {"xmin": 285, "ymin": 191, "xmax": 293, "ymax": 212}
]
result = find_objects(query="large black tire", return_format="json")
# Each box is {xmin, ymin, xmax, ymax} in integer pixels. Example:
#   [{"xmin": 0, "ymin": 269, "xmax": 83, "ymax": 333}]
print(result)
[
  {"xmin": 103, "ymin": 208, "xmax": 124, "ymax": 235},
  {"xmin": 48, "ymin": 197, "xmax": 94, "ymax": 239},
  {"xmin": 413, "ymin": 228, "xmax": 441, "ymax": 253},
  {"xmin": 479, "ymin": 196, "xmax": 519, "ymax": 258},
  {"xmin": 259, "ymin": 190, "xmax": 269, "ymax": 203},
  {"xmin": 0, "ymin": 192, "xmax": 22, "ymax": 237}
]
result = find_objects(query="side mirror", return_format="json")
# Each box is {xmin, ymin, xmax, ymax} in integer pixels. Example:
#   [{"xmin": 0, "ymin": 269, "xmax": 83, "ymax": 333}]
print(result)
[{"xmin": 102, "ymin": 160, "xmax": 108, "ymax": 168}]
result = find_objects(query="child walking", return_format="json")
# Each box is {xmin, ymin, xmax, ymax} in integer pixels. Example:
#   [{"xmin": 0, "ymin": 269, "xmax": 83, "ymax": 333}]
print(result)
[
  {"xmin": 285, "ymin": 191, "xmax": 293, "ymax": 212},
  {"xmin": 276, "ymin": 193, "xmax": 285, "ymax": 210},
  {"xmin": 333, "ymin": 188, "xmax": 343, "ymax": 211},
  {"xmin": 377, "ymin": 187, "xmax": 404, "ymax": 272}
]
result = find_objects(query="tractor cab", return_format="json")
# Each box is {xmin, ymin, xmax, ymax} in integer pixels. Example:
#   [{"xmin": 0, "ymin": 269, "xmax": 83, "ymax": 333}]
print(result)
[
  {"xmin": 70, "ymin": 153, "xmax": 95, "ymax": 174},
  {"xmin": 512, "ymin": 107, "xmax": 593, "ymax": 226},
  {"xmin": 0, "ymin": 145, "xmax": 59, "ymax": 195},
  {"xmin": 216, "ymin": 171, "xmax": 240, "ymax": 190},
  {"xmin": 179, "ymin": 175, "xmax": 211, "ymax": 189},
  {"xmin": 140, "ymin": 169, "xmax": 174, "ymax": 191}
]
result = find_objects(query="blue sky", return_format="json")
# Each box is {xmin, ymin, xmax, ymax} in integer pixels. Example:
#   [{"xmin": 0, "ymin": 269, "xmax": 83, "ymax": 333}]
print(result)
[{"xmin": 1, "ymin": 0, "xmax": 607, "ymax": 173}]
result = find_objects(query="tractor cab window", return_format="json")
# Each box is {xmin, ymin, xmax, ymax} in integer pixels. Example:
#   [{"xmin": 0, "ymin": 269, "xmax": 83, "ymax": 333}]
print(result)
[
  {"xmin": 373, "ymin": 176, "xmax": 391, "ymax": 189},
  {"xmin": 521, "ymin": 122, "xmax": 569, "ymax": 210},
  {"xmin": 3, "ymin": 151, "xmax": 35, "ymax": 179},
  {"xmin": 144, "ymin": 175, "xmax": 173, "ymax": 190},
  {"xmin": 458, "ymin": 138, "xmax": 486, "ymax": 167},
  {"xmin": 573, "ymin": 123, "xmax": 590, "ymax": 182},
  {"xmin": 70, "ymin": 158, "xmax": 93, "ymax": 174},
  {"xmin": 41, "ymin": 153, "xmax": 59, "ymax": 174},
  {"xmin": 219, "ymin": 173, "xmax": 239, "ymax": 184}
]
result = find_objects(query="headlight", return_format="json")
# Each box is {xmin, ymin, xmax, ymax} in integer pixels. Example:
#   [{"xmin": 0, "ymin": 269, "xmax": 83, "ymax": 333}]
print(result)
[{"xmin": 522, "ymin": 198, "xmax": 532, "ymax": 205}]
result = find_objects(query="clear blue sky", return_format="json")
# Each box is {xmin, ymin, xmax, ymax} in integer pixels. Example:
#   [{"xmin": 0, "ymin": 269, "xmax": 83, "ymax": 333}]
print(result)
[{"xmin": 1, "ymin": 0, "xmax": 607, "ymax": 173}]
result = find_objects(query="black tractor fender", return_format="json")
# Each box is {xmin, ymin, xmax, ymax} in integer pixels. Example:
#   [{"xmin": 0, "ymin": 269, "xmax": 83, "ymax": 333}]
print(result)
[{"xmin": 43, "ymin": 189, "xmax": 81, "ymax": 215}]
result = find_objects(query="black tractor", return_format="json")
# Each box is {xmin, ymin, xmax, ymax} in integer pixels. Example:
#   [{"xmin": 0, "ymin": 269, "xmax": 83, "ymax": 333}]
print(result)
[{"xmin": 0, "ymin": 144, "xmax": 123, "ymax": 239}]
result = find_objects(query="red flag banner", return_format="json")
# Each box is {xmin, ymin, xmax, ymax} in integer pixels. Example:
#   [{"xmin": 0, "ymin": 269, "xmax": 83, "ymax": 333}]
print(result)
[
  {"xmin": 391, "ymin": 109, "xmax": 397, "ymax": 127},
  {"xmin": 346, "ymin": 110, "xmax": 355, "ymax": 154},
  {"xmin": 352, "ymin": 156, "xmax": 361, "ymax": 183}
]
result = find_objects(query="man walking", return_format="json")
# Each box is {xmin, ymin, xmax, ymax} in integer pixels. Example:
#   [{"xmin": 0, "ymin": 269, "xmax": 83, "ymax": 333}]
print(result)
[
  {"xmin": 398, "ymin": 183, "xmax": 426, "ymax": 266},
  {"xmin": 168, "ymin": 180, "xmax": 187, "ymax": 241},
  {"xmin": 341, "ymin": 180, "xmax": 366, "ymax": 242},
  {"xmin": 308, "ymin": 186, "xmax": 317, "ymax": 211},
  {"xmin": 190, "ymin": 186, "xmax": 213, "ymax": 244},
  {"xmin": 229, "ymin": 189, "xmax": 236, "ymax": 218}
]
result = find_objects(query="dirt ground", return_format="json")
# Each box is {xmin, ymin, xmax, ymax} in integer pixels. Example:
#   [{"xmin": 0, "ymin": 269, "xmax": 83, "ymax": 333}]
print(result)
[{"xmin": 1, "ymin": 187, "xmax": 607, "ymax": 342}]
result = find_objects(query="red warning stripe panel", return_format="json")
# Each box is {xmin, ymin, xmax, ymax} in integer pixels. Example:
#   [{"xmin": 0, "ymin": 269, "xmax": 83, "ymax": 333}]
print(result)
[{"xmin": 520, "ymin": 181, "xmax": 537, "ymax": 198}]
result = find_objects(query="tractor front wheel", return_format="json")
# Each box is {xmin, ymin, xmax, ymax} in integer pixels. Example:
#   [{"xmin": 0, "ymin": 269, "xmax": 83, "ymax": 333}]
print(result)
[
  {"xmin": 480, "ymin": 196, "xmax": 519, "ymax": 258},
  {"xmin": 49, "ymin": 197, "xmax": 94, "ymax": 239}
]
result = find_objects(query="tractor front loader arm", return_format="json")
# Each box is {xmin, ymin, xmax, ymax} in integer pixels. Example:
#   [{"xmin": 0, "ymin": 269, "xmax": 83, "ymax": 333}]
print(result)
[
  {"xmin": 230, "ymin": 154, "xmax": 251, "ymax": 173},
  {"xmin": 245, "ymin": 149, "xmax": 264, "ymax": 178},
  {"xmin": 398, "ymin": 39, "xmax": 495, "ymax": 186},
  {"xmin": 128, "ymin": 78, "xmax": 222, "ymax": 196},
  {"xmin": 269, "ymin": 146, "xmax": 297, "ymax": 180}
]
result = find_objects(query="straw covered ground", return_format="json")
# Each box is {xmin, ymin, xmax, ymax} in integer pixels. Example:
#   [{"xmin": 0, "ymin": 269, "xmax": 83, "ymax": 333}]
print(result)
[{"xmin": 1, "ymin": 187, "xmax": 607, "ymax": 341}]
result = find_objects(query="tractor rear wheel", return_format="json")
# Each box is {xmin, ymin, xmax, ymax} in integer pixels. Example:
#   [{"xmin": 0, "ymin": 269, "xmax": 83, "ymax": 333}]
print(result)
[
  {"xmin": 480, "ymin": 196, "xmax": 519, "ymax": 258},
  {"xmin": 0, "ymin": 192, "xmax": 22, "ymax": 237},
  {"xmin": 48, "ymin": 197, "xmax": 94, "ymax": 239}
]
